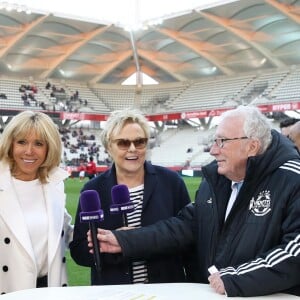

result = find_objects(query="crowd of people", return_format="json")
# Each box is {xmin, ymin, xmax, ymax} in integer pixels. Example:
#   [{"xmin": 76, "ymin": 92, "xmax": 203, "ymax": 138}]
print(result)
[
  {"xmin": 2, "ymin": 80, "xmax": 90, "ymax": 112},
  {"xmin": 0, "ymin": 107, "xmax": 299, "ymax": 297},
  {"xmin": 59, "ymin": 126, "xmax": 108, "ymax": 170},
  {"xmin": 46, "ymin": 82, "xmax": 89, "ymax": 112}
]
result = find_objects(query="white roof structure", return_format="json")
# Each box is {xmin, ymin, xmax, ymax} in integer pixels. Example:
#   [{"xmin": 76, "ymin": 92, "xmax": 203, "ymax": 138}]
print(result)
[{"xmin": 0, "ymin": 0, "xmax": 300, "ymax": 85}]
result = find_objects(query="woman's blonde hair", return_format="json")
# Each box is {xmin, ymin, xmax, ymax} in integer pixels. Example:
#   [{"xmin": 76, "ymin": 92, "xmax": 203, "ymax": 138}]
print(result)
[
  {"xmin": 100, "ymin": 108, "xmax": 150, "ymax": 149},
  {"xmin": 0, "ymin": 111, "xmax": 62, "ymax": 183}
]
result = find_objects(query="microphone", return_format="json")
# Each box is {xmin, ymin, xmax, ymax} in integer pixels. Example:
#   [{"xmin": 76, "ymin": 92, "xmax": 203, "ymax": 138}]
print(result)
[
  {"xmin": 110, "ymin": 184, "xmax": 134, "ymax": 226},
  {"xmin": 80, "ymin": 190, "xmax": 104, "ymax": 272}
]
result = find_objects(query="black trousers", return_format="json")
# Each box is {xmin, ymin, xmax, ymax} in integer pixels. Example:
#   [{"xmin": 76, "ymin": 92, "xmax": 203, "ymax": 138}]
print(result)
[{"xmin": 36, "ymin": 275, "xmax": 48, "ymax": 288}]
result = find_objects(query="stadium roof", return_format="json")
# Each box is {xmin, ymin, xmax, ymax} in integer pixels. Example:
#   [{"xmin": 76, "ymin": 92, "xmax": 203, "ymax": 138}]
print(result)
[{"xmin": 1, "ymin": 0, "xmax": 300, "ymax": 85}]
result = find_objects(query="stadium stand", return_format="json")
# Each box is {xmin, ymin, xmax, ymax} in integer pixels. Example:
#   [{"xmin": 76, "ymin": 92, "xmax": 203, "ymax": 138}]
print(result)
[
  {"xmin": 1, "ymin": 65, "xmax": 300, "ymax": 171},
  {"xmin": 65, "ymin": 82, "xmax": 110, "ymax": 113},
  {"xmin": 2, "ymin": 66, "xmax": 300, "ymax": 116},
  {"xmin": 167, "ymin": 74, "xmax": 255, "ymax": 111},
  {"xmin": 272, "ymin": 69, "xmax": 300, "ymax": 102},
  {"xmin": 150, "ymin": 126, "xmax": 214, "ymax": 167}
]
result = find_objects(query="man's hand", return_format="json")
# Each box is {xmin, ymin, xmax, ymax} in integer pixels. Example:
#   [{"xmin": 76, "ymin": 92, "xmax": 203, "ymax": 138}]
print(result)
[
  {"xmin": 208, "ymin": 272, "xmax": 226, "ymax": 295},
  {"xmin": 87, "ymin": 228, "xmax": 122, "ymax": 254}
]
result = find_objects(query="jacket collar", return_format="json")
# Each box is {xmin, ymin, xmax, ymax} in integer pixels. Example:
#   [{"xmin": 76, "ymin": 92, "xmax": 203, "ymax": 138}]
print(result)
[
  {"xmin": 245, "ymin": 129, "xmax": 300, "ymax": 182},
  {"xmin": 104, "ymin": 161, "xmax": 157, "ymax": 210},
  {"xmin": 0, "ymin": 161, "xmax": 69, "ymax": 265}
]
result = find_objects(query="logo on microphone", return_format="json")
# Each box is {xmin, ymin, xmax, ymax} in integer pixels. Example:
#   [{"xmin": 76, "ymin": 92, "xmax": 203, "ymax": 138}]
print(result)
[
  {"xmin": 80, "ymin": 212, "xmax": 104, "ymax": 222},
  {"xmin": 110, "ymin": 184, "xmax": 134, "ymax": 214},
  {"xmin": 110, "ymin": 203, "xmax": 135, "ymax": 213}
]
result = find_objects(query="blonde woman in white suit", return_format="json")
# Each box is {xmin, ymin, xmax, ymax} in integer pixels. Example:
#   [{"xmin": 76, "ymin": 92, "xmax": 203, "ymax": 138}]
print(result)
[{"xmin": 0, "ymin": 111, "xmax": 73, "ymax": 294}]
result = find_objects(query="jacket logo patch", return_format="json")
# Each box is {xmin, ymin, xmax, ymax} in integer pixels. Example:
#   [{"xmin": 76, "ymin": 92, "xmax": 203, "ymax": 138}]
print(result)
[
  {"xmin": 249, "ymin": 190, "xmax": 271, "ymax": 216},
  {"xmin": 207, "ymin": 198, "xmax": 212, "ymax": 204}
]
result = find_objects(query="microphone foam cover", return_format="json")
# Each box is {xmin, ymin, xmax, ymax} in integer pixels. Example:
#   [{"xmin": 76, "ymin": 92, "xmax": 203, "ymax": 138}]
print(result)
[
  {"xmin": 80, "ymin": 190, "xmax": 101, "ymax": 212},
  {"xmin": 111, "ymin": 184, "xmax": 130, "ymax": 205}
]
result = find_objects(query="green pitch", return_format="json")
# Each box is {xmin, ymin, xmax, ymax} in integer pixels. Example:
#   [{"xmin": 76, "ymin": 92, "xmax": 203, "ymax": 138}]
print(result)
[{"xmin": 65, "ymin": 176, "xmax": 201, "ymax": 286}]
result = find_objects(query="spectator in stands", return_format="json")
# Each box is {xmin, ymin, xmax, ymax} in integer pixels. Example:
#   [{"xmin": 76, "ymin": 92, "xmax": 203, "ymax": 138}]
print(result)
[
  {"xmin": 23, "ymin": 98, "xmax": 30, "ymax": 106},
  {"xmin": 288, "ymin": 120, "xmax": 300, "ymax": 152},
  {"xmin": 19, "ymin": 84, "xmax": 26, "ymax": 93},
  {"xmin": 85, "ymin": 156, "xmax": 97, "ymax": 179},
  {"xmin": 0, "ymin": 92, "xmax": 7, "ymax": 99},
  {"xmin": 21, "ymin": 92, "xmax": 27, "ymax": 101},
  {"xmin": 74, "ymin": 90, "xmax": 79, "ymax": 100},
  {"xmin": 31, "ymin": 85, "xmax": 38, "ymax": 94},
  {"xmin": 184, "ymin": 147, "xmax": 193, "ymax": 168},
  {"xmin": 70, "ymin": 108, "xmax": 191, "ymax": 285},
  {"xmin": 94, "ymin": 106, "xmax": 300, "ymax": 297},
  {"xmin": 279, "ymin": 117, "xmax": 299, "ymax": 136},
  {"xmin": 0, "ymin": 111, "xmax": 73, "ymax": 294},
  {"xmin": 39, "ymin": 101, "xmax": 46, "ymax": 110}
]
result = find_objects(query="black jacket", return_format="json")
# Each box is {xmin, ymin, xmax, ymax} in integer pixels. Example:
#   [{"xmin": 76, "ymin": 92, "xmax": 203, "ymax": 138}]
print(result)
[
  {"xmin": 114, "ymin": 130, "xmax": 300, "ymax": 297},
  {"xmin": 70, "ymin": 161, "xmax": 191, "ymax": 285}
]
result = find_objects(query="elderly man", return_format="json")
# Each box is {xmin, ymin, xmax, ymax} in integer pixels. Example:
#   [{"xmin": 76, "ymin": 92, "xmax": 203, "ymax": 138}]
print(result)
[
  {"xmin": 288, "ymin": 120, "xmax": 300, "ymax": 152},
  {"xmin": 92, "ymin": 106, "xmax": 300, "ymax": 297}
]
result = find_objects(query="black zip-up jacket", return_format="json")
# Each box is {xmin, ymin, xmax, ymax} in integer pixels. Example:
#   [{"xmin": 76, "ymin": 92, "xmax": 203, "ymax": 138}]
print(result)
[{"xmin": 114, "ymin": 130, "xmax": 300, "ymax": 297}]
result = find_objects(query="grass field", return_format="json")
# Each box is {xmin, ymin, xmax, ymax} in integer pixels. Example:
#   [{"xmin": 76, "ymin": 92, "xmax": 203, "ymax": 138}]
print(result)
[{"xmin": 65, "ymin": 176, "xmax": 201, "ymax": 286}]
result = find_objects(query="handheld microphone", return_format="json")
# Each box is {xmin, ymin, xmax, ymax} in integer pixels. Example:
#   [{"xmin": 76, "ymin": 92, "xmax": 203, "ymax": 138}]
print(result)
[
  {"xmin": 80, "ymin": 190, "xmax": 104, "ymax": 272},
  {"xmin": 110, "ymin": 184, "xmax": 134, "ymax": 226}
]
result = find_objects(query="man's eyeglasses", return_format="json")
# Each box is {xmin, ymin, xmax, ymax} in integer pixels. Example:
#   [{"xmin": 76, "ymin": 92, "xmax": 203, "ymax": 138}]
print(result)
[
  {"xmin": 111, "ymin": 138, "xmax": 148, "ymax": 150},
  {"xmin": 213, "ymin": 136, "xmax": 248, "ymax": 148}
]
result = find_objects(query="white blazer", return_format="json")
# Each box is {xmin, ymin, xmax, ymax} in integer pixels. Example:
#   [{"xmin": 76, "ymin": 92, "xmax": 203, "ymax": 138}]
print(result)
[{"xmin": 0, "ymin": 162, "xmax": 73, "ymax": 294}]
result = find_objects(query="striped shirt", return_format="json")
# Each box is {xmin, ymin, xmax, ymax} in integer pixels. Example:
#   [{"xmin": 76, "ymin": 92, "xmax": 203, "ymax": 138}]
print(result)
[{"xmin": 126, "ymin": 184, "xmax": 148, "ymax": 283}]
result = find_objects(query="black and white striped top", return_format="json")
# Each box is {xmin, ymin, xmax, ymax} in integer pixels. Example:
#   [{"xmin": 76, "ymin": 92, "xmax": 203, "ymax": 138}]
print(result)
[{"xmin": 126, "ymin": 184, "xmax": 148, "ymax": 284}]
